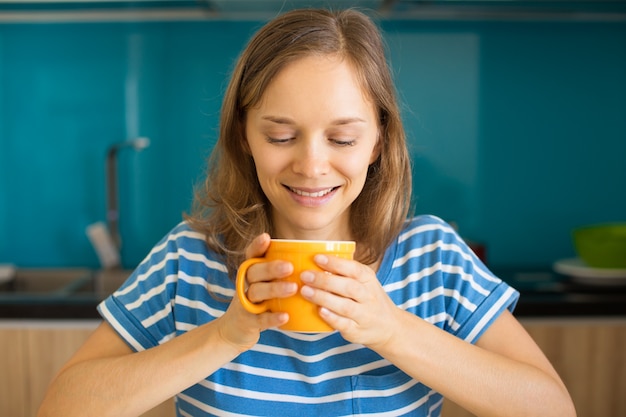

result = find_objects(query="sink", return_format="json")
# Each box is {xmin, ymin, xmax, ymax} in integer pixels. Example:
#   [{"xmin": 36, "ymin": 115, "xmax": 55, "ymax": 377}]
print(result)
[
  {"xmin": 0, "ymin": 268, "xmax": 94, "ymax": 297},
  {"xmin": 93, "ymin": 268, "xmax": 134, "ymax": 297},
  {"xmin": 0, "ymin": 267, "xmax": 133, "ymax": 306}
]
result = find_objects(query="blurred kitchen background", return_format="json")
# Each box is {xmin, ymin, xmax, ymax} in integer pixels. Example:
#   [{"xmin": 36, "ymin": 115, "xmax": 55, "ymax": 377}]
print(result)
[
  {"xmin": 0, "ymin": 0, "xmax": 624, "ymax": 271},
  {"xmin": 1, "ymin": 2, "xmax": 625, "ymax": 417}
]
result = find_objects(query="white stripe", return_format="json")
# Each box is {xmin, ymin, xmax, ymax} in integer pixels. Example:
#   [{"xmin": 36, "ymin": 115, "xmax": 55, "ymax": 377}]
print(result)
[
  {"xmin": 199, "ymin": 368, "xmax": 417, "ymax": 405},
  {"xmin": 440, "ymin": 264, "xmax": 494, "ymax": 295},
  {"xmin": 178, "ymin": 270, "xmax": 234, "ymax": 297},
  {"xmin": 177, "ymin": 407, "xmax": 193, "ymax": 417},
  {"xmin": 349, "ymin": 388, "xmax": 438, "ymax": 417},
  {"xmin": 395, "ymin": 225, "xmax": 500, "ymax": 286},
  {"xmin": 398, "ymin": 220, "xmax": 453, "ymax": 243},
  {"xmin": 116, "ymin": 231, "xmax": 226, "ymax": 297},
  {"xmin": 125, "ymin": 274, "xmax": 176, "ymax": 310},
  {"xmin": 270, "ymin": 328, "xmax": 339, "ymax": 342},
  {"xmin": 175, "ymin": 295, "xmax": 226, "ymax": 319},
  {"xmin": 397, "ymin": 287, "xmax": 478, "ymax": 313},
  {"xmin": 250, "ymin": 341, "xmax": 366, "ymax": 363},
  {"xmin": 178, "ymin": 392, "xmax": 257, "ymax": 417},
  {"xmin": 464, "ymin": 286, "xmax": 517, "ymax": 342},
  {"xmin": 124, "ymin": 269, "xmax": 233, "ymax": 313},
  {"xmin": 157, "ymin": 332, "xmax": 176, "ymax": 345},
  {"xmin": 178, "ymin": 247, "xmax": 228, "ymax": 273},
  {"xmin": 423, "ymin": 311, "xmax": 461, "ymax": 331},
  {"xmin": 387, "ymin": 259, "xmax": 490, "ymax": 298},
  {"xmin": 161, "ymin": 225, "xmax": 206, "ymax": 245},
  {"xmin": 115, "ymin": 252, "xmax": 178, "ymax": 296},
  {"xmin": 221, "ymin": 358, "xmax": 391, "ymax": 385},
  {"xmin": 176, "ymin": 321, "xmax": 198, "ymax": 332},
  {"xmin": 391, "ymin": 242, "xmax": 440, "ymax": 268},
  {"xmin": 200, "ymin": 379, "xmax": 352, "ymax": 404},
  {"xmin": 99, "ymin": 302, "xmax": 145, "ymax": 351},
  {"xmin": 140, "ymin": 303, "xmax": 172, "ymax": 328},
  {"xmin": 383, "ymin": 262, "xmax": 441, "ymax": 292},
  {"xmin": 429, "ymin": 395, "xmax": 445, "ymax": 416},
  {"xmin": 393, "ymin": 243, "xmax": 495, "ymax": 287},
  {"xmin": 178, "ymin": 382, "xmax": 431, "ymax": 417}
]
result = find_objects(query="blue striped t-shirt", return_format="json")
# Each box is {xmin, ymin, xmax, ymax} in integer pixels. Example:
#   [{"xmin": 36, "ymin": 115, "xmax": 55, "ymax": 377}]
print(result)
[{"xmin": 98, "ymin": 214, "xmax": 519, "ymax": 416}]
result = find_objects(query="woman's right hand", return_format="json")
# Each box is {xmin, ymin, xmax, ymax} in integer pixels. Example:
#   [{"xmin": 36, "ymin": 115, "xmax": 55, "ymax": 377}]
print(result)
[{"xmin": 216, "ymin": 233, "xmax": 297, "ymax": 352}]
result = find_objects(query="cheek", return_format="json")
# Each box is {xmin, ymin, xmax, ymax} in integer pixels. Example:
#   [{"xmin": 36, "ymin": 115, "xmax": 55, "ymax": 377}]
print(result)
[
  {"xmin": 253, "ymin": 153, "xmax": 284, "ymax": 185},
  {"xmin": 254, "ymin": 160, "xmax": 272, "ymax": 182},
  {"xmin": 337, "ymin": 152, "xmax": 374, "ymax": 183}
]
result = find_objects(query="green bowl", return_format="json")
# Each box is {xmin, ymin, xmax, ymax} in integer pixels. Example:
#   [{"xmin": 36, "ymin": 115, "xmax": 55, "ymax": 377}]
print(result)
[{"xmin": 573, "ymin": 223, "xmax": 626, "ymax": 269}]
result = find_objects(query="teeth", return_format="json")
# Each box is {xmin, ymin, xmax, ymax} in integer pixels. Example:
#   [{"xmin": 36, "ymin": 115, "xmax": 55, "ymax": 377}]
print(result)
[{"xmin": 290, "ymin": 187, "xmax": 334, "ymax": 197}]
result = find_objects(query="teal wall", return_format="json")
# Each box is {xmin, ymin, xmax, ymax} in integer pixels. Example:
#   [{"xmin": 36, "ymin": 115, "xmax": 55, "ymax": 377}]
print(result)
[{"xmin": 0, "ymin": 17, "xmax": 624, "ymax": 269}]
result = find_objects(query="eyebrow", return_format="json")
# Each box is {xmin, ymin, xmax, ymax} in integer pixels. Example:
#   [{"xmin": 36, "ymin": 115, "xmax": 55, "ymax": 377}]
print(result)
[{"xmin": 261, "ymin": 115, "xmax": 367, "ymax": 126}]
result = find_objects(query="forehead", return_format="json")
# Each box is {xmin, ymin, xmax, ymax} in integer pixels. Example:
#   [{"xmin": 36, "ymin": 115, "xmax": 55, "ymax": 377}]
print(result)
[{"xmin": 252, "ymin": 54, "xmax": 374, "ymax": 115}]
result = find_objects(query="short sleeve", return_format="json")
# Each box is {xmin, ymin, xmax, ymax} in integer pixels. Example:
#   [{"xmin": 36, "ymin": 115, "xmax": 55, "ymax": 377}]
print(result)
[
  {"xmin": 97, "ymin": 222, "xmax": 228, "ymax": 351},
  {"xmin": 384, "ymin": 215, "xmax": 520, "ymax": 344}
]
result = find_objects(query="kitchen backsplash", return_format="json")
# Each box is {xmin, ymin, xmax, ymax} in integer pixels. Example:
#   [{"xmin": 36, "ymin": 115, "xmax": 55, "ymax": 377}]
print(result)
[{"xmin": 0, "ymin": 17, "xmax": 624, "ymax": 269}]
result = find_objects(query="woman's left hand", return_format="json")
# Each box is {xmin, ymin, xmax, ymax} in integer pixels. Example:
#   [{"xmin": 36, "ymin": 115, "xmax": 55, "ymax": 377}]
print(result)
[{"xmin": 299, "ymin": 255, "xmax": 399, "ymax": 349}]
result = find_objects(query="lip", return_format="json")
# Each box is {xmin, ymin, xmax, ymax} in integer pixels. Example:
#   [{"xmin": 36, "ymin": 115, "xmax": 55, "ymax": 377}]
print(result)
[{"xmin": 284, "ymin": 185, "xmax": 339, "ymax": 207}]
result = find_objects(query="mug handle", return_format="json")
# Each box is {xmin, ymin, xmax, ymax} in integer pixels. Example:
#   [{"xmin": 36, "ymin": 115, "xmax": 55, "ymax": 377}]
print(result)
[{"xmin": 235, "ymin": 257, "xmax": 270, "ymax": 314}]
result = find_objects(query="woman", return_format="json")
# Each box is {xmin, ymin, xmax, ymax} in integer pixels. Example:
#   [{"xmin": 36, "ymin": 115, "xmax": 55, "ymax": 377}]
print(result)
[{"xmin": 38, "ymin": 8, "xmax": 575, "ymax": 417}]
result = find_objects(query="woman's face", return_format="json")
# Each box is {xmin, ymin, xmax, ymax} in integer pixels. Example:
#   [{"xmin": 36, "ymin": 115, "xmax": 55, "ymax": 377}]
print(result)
[{"xmin": 246, "ymin": 54, "xmax": 380, "ymax": 240}]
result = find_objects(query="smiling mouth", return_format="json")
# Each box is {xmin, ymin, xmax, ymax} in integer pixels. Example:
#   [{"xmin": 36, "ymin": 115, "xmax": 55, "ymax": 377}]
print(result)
[{"xmin": 286, "ymin": 186, "xmax": 339, "ymax": 198}]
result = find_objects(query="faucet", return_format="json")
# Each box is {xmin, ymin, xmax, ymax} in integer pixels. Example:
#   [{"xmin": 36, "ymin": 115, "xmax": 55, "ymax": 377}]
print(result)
[{"xmin": 106, "ymin": 137, "xmax": 150, "ymax": 251}]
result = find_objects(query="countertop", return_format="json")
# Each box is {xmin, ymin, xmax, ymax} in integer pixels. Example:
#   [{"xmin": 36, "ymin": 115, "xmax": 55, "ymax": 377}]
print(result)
[
  {"xmin": 498, "ymin": 268, "xmax": 626, "ymax": 317},
  {"xmin": 1, "ymin": 268, "xmax": 625, "ymax": 319}
]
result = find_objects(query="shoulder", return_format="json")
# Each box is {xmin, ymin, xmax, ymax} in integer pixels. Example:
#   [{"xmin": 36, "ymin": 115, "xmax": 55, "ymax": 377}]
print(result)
[
  {"xmin": 389, "ymin": 214, "xmax": 479, "ymax": 271},
  {"xmin": 134, "ymin": 221, "xmax": 226, "ymax": 276},
  {"xmin": 397, "ymin": 215, "xmax": 459, "ymax": 246},
  {"xmin": 164, "ymin": 221, "xmax": 208, "ymax": 247},
  {"xmin": 148, "ymin": 221, "xmax": 210, "ymax": 256}
]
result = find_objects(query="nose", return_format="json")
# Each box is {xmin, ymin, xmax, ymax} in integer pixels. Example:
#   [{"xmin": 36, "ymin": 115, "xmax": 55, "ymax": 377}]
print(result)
[{"xmin": 291, "ymin": 138, "xmax": 329, "ymax": 178}]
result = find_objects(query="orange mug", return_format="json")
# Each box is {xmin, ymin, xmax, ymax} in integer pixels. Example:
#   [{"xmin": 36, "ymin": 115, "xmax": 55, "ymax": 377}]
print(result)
[{"xmin": 235, "ymin": 239, "xmax": 355, "ymax": 332}]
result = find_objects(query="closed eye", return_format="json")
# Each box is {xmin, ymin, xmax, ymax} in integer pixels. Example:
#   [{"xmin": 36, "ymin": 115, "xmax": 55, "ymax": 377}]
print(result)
[
  {"xmin": 331, "ymin": 138, "xmax": 356, "ymax": 147},
  {"xmin": 265, "ymin": 136, "xmax": 294, "ymax": 144}
]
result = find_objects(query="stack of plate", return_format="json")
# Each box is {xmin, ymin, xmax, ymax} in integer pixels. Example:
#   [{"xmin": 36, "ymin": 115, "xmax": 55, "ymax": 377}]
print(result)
[{"xmin": 553, "ymin": 258, "xmax": 626, "ymax": 286}]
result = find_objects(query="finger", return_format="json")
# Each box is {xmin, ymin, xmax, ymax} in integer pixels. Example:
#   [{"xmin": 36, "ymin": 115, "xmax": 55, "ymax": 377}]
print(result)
[
  {"xmin": 318, "ymin": 306, "xmax": 353, "ymax": 330},
  {"xmin": 247, "ymin": 280, "xmax": 298, "ymax": 304},
  {"xmin": 246, "ymin": 259, "xmax": 293, "ymax": 285},
  {"xmin": 300, "ymin": 281, "xmax": 359, "ymax": 318},
  {"xmin": 257, "ymin": 311, "xmax": 290, "ymax": 330},
  {"xmin": 245, "ymin": 233, "xmax": 271, "ymax": 259},
  {"xmin": 230, "ymin": 295, "xmax": 290, "ymax": 328},
  {"xmin": 301, "ymin": 269, "xmax": 364, "ymax": 302},
  {"xmin": 314, "ymin": 254, "xmax": 369, "ymax": 283}
]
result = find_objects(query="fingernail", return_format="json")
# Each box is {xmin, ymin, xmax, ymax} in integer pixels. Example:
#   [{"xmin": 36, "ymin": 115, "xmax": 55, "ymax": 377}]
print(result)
[
  {"xmin": 300, "ymin": 271, "xmax": 314, "ymax": 283},
  {"xmin": 278, "ymin": 313, "xmax": 289, "ymax": 323},
  {"xmin": 301, "ymin": 285, "xmax": 314, "ymax": 298},
  {"xmin": 278, "ymin": 262, "xmax": 293, "ymax": 274},
  {"xmin": 314, "ymin": 254, "xmax": 328, "ymax": 265}
]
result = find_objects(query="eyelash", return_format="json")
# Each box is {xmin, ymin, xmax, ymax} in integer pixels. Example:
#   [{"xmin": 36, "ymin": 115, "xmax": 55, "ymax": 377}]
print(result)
[
  {"xmin": 332, "ymin": 139, "xmax": 356, "ymax": 147},
  {"xmin": 265, "ymin": 137, "xmax": 356, "ymax": 147},
  {"xmin": 265, "ymin": 137, "xmax": 292, "ymax": 144}
]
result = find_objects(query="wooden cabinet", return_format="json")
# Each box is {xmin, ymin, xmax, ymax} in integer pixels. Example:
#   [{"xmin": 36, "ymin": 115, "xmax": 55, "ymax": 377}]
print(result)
[
  {"xmin": 442, "ymin": 318, "xmax": 626, "ymax": 417},
  {"xmin": 2, "ymin": 318, "xmax": 625, "ymax": 417},
  {"xmin": 0, "ymin": 321, "xmax": 174, "ymax": 417}
]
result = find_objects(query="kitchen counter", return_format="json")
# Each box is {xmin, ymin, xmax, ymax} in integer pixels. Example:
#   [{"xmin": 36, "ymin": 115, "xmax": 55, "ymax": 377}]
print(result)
[
  {"xmin": 499, "ymin": 268, "xmax": 626, "ymax": 317},
  {"xmin": 0, "ymin": 268, "xmax": 131, "ymax": 319},
  {"xmin": 0, "ymin": 268, "xmax": 624, "ymax": 319}
]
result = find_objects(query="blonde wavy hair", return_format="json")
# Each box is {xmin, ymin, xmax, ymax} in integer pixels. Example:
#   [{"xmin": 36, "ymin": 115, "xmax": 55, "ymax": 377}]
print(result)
[{"xmin": 186, "ymin": 8, "xmax": 412, "ymax": 278}]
